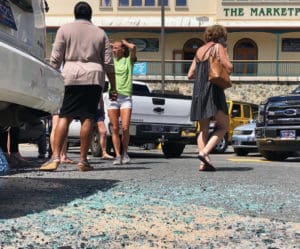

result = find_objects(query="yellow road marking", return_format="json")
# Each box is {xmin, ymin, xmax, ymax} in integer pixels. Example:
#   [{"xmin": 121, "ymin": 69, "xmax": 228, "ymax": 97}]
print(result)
[{"xmin": 228, "ymin": 158, "xmax": 270, "ymax": 163}]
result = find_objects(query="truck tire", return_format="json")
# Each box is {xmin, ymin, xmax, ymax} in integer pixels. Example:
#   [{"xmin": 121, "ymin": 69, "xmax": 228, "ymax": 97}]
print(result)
[
  {"xmin": 90, "ymin": 128, "xmax": 102, "ymax": 157},
  {"xmin": 162, "ymin": 143, "xmax": 185, "ymax": 158},
  {"xmin": 212, "ymin": 135, "xmax": 228, "ymax": 154},
  {"xmin": 234, "ymin": 148, "xmax": 249, "ymax": 156},
  {"xmin": 260, "ymin": 150, "xmax": 290, "ymax": 161}
]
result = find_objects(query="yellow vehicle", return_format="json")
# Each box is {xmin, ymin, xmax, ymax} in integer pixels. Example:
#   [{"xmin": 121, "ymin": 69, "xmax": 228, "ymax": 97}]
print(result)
[
  {"xmin": 226, "ymin": 100, "xmax": 258, "ymax": 142},
  {"xmin": 196, "ymin": 100, "xmax": 258, "ymax": 153}
]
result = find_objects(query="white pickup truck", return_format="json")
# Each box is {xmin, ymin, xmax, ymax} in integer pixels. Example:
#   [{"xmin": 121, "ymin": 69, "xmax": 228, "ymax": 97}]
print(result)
[{"xmin": 68, "ymin": 81, "xmax": 196, "ymax": 158}]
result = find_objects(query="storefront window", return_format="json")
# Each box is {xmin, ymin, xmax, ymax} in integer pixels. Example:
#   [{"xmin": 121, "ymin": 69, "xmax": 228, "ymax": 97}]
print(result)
[
  {"xmin": 132, "ymin": 0, "xmax": 142, "ymax": 6},
  {"xmin": 145, "ymin": 0, "xmax": 155, "ymax": 6},
  {"xmin": 158, "ymin": 0, "xmax": 168, "ymax": 6},
  {"xmin": 119, "ymin": 0, "xmax": 129, "ymax": 6},
  {"xmin": 176, "ymin": 0, "xmax": 186, "ymax": 6},
  {"xmin": 101, "ymin": 0, "xmax": 112, "ymax": 7},
  {"xmin": 119, "ymin": 0, "xmax": 168, "ymax": 7}
]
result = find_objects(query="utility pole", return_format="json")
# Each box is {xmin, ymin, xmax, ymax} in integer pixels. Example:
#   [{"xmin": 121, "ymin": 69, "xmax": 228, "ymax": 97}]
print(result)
[{"xmin": 161, "ymin": 0, "xmax": 165, "ymax": 93}]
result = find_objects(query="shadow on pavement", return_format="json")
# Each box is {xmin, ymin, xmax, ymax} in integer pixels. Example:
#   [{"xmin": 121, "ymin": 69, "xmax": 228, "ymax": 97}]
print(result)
[
  {"xmin": 216, "ymin": 167, "xmax": 253, "ymax": 171},
  {"xmin": 0, "ymin": 177, "xmax": 119, "ymax": 219},
  {"xmin": 99, "ymin": 166, "xmax": 150, "ymax": 171}
]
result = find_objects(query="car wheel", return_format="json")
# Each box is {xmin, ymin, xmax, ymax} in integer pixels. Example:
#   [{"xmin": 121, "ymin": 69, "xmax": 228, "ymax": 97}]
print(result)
[
  {"xmin": 90, "ymin": 128, "xmax": 102, "ymax": 157},
  {"xmin": 260, "ymin": 150, "xmax": 290, "ymax": 161},
  {"xmin": 212, "ymin": 135, "xmax": 228, "ymax": 154},
  {"xmin": 162, "ymin": 143, "xmax": 185, "ymax": 158},
  {"xmin": 234, "ymin": 148, "xmax": 249, "ymax": 156},
  {"xmin": 90, "ymin": 129, "xmax": 114, "ymax": 157}
]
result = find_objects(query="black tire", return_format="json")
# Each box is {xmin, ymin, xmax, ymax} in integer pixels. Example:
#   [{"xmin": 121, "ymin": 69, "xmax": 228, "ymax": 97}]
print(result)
[
  {"xmin": 260, "ymin": 150, "xmax": 290, "ymax": 161},
  {"xmin": 162, "ymin": 143, "xmax": 185, "ymax": 158},
  {"xmin": 212, "ymin": 135, "xmax": 228, "ymax": 154},
  {"xmin": 90, "ymin": 128, "xmax": 114, "ymax": 157},
  {"xmin": 234, "ymin": 148, "xmax": 249, "ymax": 156},
  {"xmin": 90, "ymin": 128, "xmax": 102, "ymax": 157}
]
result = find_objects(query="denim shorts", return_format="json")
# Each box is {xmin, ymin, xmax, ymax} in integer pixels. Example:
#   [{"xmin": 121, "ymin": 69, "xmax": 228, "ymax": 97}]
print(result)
[{"xmin": 107, "ymin": 95, "xmax": 132, "ymax": 110}]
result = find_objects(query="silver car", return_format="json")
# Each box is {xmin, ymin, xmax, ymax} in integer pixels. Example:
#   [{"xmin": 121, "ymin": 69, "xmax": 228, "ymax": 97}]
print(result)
[{"xmin": 231, "ymin": 121, "xmax": 258, "ymax": 156}]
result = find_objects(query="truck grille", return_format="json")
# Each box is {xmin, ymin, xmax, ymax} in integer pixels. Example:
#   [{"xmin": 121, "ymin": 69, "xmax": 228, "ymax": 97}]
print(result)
[{"xmin": 266, "ymin": 99, "xmax": 300, "ymax": 126}]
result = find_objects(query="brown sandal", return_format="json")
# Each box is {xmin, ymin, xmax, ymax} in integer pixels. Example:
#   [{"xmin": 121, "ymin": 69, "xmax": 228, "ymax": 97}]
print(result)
[{"xmin": 77, "ymin": 160, "xmax": 94, "ymax": 172}]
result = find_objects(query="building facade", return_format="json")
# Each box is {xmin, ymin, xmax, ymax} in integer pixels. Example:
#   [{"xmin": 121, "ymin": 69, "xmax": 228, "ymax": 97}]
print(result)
[{"xmin": 45, "ymin": 0, "xmax": 300, "ymax": 102}]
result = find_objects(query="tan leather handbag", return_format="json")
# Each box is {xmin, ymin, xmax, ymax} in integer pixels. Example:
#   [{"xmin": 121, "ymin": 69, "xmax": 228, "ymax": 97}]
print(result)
[{"xmin": 208, "ymin": 44, "xmax": 232, "ymax": 89}]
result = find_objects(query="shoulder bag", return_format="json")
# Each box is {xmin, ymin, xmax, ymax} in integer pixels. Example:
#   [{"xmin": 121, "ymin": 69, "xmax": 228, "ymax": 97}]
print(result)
[{"xmin": 208, "ymin": 44, "xmax": 232, "ymax": 89}]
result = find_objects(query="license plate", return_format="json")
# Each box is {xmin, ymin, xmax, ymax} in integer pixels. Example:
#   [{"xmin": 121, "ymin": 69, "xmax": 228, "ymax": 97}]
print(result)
[{"xmin": 280, "ymin": 130, "xmax": 296, "ymax": 139}]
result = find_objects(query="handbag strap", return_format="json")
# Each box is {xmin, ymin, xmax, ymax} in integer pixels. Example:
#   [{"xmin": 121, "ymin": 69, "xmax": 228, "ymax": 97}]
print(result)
[{"xmin": 200, "ymin": 43, "xmax": 217, "ymax": 61}]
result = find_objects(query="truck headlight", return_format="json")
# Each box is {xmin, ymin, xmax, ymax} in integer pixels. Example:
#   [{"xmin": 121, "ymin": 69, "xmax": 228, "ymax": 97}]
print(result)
[{"xmin": 257, "ymin": 104, "xmax": 265, "ymax": 126}]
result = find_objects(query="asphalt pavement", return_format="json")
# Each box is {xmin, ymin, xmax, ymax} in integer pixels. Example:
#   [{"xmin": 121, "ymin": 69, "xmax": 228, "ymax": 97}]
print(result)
[{"xmin": 0, "ymin": 144, "xmax": 299, "ymax": 248}]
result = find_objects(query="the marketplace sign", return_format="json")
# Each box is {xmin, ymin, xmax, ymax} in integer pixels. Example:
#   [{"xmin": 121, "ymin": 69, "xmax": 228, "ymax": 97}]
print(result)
[{"xmin": 223, "ymin": 7, "xmax": 300, "ymax": 17}]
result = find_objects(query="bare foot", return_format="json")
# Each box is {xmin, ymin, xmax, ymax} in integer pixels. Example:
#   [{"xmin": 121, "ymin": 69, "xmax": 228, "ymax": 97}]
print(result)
[
  {"xmin": 60, "ymin": 158, "xmax": 75, "ymax": 164},
  {"xmin": 102, "ymin": 153, "xmax": 114, "ymax": 160}
]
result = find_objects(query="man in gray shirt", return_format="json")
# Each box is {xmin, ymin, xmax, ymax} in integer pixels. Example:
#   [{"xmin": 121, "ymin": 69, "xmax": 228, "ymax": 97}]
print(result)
[{"xmin": 40, "ymin": 1, "xmax": 117, "ymax": 172}]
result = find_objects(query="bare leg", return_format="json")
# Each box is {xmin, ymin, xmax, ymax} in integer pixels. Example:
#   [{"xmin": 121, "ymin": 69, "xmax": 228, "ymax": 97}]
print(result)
[
  {"xmin": 120, "ymin": 108, "xmax": 132, "ymax": 154},
  {"xmin": 51, "ymin": 114, "xmax": 73, "ymax": 163},
  {"xmin": 198, "ymin": 111, "xmax": 229, "ymax": 170},
  {"xmin": 108, "ymin": 109, "xmax": 121, "ymax": 157},
  {"xmin": 60, "ymin": 140, "xmax": 75, "ymax": 163},
  {"xmin": 40, "ymin": 116, "xmax": 72, "ymax": 171},
  {"xmin": 79, "ymin": 118, "xmax": 94, "ymax": 162},
  {"xmin": 52, "ymin": 117, "xmax": 72, "ymax": 159},
  {"xmin": 197, "ymin": 119, "xmax": 210, "ymax": 153},
  {"xmin": 50, "ymin": 115, "xmax": 59, "ymax": 154},
  {"xmin": 203, "ymin": 111, "xmax": 229, "ymax": 155},
  {"xmin": 97, "ymin": 120, "xmax": 113, "ymax": 159},
  {"xmin": 197, "ymin": 119, "xmax": 210, "ymax": 170}
]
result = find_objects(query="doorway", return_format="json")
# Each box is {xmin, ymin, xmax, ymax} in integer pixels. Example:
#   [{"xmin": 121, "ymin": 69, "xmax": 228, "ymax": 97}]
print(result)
[
  {"xmin": 233, "ymin": 38, "xmax": 258, "ymax": 75},
  {"xmin": 182, "ymin": 38, "xmax": 204, "ymax": 74}
]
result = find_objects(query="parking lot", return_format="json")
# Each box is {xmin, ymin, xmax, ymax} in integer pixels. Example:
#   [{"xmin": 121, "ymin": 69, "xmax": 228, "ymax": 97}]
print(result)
[{"xmin": 0, "ymin": 144, "xmax": 299, "ymax": 248}]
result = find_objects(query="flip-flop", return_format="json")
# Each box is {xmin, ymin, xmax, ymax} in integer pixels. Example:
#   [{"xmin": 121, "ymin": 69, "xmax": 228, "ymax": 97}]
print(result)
[
  {"xmin": 199, "ymin": 163, "xmax": 216, "ymax": 172},
  {"xmin": 197, "ymin": 153, "xmax": 216, "ymax": 172}
]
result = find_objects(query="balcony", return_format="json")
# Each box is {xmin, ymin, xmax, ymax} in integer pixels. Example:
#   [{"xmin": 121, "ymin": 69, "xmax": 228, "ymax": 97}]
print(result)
[{"xmin": 133, "ymin": 60, "xmax": 300, "ymax": 81}]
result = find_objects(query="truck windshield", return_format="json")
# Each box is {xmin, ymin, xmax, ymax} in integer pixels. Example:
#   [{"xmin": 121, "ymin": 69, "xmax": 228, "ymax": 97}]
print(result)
[{"xmin": 10, "ymin": 0, "xmax": 33, "ymax": 12}]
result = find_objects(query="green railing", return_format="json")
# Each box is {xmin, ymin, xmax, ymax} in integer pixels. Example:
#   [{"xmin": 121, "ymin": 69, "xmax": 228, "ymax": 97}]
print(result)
[{"xmin": 133, "ymin": 60, "xmax": 300, "ymax": 77}]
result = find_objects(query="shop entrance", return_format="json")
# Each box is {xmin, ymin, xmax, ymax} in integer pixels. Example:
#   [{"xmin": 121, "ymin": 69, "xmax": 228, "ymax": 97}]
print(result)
[{"xmin": 234, "ymin": 38, "xmax": 258, "ymax": 75}]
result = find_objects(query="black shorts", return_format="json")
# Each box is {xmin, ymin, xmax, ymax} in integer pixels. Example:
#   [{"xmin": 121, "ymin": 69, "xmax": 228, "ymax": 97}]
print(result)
[{"xmin": 59, "ymin": 85, "xmax": 102, "ymax": 120}]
